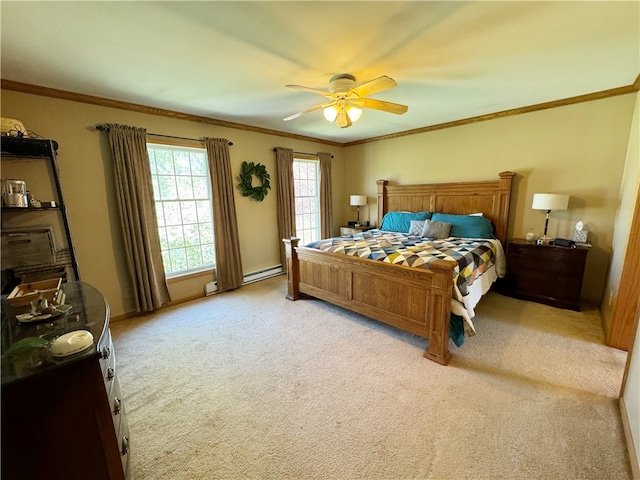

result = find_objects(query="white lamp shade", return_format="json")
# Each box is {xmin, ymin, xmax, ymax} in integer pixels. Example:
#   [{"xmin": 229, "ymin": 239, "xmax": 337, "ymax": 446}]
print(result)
[
  {"xmin": 347, "ymin": 106, "xmax": 362, "ymax": 123},
  {"xmin": 350, "ymin": 195, "xmax": 367, "ymax": 207},
  {"xmin": 532, "ymin": 193, "xmax": 569, "ymax": 211},
  {"xmin": 323, "ymin": 106, "xmax": 338, "ymax": 122}
]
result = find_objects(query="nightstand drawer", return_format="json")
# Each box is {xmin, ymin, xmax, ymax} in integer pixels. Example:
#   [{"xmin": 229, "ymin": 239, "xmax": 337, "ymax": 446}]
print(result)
[{"xmin": 508, "ymin": 244, "xmax": 586, "ymax": 274}]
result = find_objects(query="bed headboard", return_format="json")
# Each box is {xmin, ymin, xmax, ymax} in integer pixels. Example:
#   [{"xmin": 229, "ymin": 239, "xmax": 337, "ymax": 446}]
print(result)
[{"xmin": 376, "ymin": 171, "xmax": 515, "ymax": 245}]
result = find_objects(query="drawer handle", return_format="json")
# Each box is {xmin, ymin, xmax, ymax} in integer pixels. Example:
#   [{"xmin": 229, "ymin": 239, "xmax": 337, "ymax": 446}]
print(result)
[
  {"xmin": 106, "ymin": 367, "xmax": 114, "ymax": 381},
  {"xmin": 121, "ymin": 436, "xmax": 130, "ymax": 456},
  {"xmin": 113, "ymin": 397, "xmax": 121, "ymax": 415},
  {"xmin": 102, "ymin": 346, "xmax": 111, "ymax": 359}
]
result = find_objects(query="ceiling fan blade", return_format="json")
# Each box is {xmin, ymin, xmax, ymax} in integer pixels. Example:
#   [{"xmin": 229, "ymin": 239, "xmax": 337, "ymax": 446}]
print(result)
[
  {"xmin": 283, "ymin": 101, "xmax": 335, "ymax": 122},
  {"xmin": 360, "ymin": 98, "xmax": 408, "ymax": 115},
  {"xmin": 350, "ymin": 76, "xmax": 397, "ymax": 98},
  {"xmin": 285, "ymin": 84, "xmax": 335, "ymax": 99}
]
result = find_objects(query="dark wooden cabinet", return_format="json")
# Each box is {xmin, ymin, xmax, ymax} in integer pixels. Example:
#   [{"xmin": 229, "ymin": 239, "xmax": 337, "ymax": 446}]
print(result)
[
  {"xmin": 1, "ymin": 282, "xmax": 130, "ymax": 479},
  {"xmin": 500, "ymin": 239, "xmax": 589, "ymax": 311}
]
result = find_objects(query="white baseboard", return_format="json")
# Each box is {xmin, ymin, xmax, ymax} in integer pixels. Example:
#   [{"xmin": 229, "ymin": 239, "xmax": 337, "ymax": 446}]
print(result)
[
  {"xmin": 204, "ymin": 265, "xmax": 283, "ymax": 296},
  {"xmin": 620, "ymin": 395, "xmax": 640, "ymax": 479}
]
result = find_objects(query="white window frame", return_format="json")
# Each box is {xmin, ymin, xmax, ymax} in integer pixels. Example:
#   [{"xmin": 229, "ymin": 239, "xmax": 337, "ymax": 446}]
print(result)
[
  {"xmin": 147, "ymin": 142, "xmax": 216, "ymax": 279},
  {"xmin": 293, "ymin": 157, "xmax": 321, "ymax": 246}
]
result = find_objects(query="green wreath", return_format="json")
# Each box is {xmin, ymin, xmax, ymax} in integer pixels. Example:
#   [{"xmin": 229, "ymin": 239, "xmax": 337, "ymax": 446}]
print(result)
[{"xmin": 237, "ymin": 161, "xmax": 271, "ymax": 202}]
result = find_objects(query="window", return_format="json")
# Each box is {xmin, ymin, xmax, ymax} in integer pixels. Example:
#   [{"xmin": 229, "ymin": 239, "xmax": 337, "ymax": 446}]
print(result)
[
  {"xmin": 147, "ymin": 143, "xmax": 215, "ymax": 277},
  {"xmin": 293, "ymin": 158, "xmax": 321, "ymax": 245}
]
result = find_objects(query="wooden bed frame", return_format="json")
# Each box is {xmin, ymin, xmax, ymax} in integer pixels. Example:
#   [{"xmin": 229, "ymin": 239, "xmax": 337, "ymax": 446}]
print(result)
[{"xmin": 283, "ymin": 171, "xmax": 515, "ymax": 365}]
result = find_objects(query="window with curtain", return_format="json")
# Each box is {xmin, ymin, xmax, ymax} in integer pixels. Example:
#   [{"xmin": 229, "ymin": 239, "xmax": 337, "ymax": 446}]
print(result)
[
  {"xmin": 147, "ymin": 143, "xmax": 215, "ymax": 277},
  {"xmin": 293, "ymin": 157, "xmax": 321, "ymax": 245}
]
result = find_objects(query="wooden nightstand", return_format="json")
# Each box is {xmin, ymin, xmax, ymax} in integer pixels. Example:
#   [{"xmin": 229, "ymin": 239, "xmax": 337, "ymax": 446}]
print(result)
[
  {"xmin": 340, "ymin": 225, "xmax": 375, "ymax": 235},
  {"xmin": 499, "ymin": 239, "xmax": 589, "ymax": 311}
]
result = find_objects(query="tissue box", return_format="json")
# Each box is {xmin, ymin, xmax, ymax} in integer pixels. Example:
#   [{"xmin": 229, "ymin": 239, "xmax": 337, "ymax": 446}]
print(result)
[{"xmin": 572, "ymin": 230, "xmax": 588, "ymax": 243}]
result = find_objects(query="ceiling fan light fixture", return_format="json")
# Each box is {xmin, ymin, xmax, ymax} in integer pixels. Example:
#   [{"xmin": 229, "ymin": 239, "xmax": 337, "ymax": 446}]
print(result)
[
  {"xmin": 347, "ymin": 106, "xmax": 362, "ymax": 123},
  {"xmin": 335, "ymin": 108, "xmax": 350, "ymax": 128},
  {"xmin": 284, "ymin": 73, "xmax": 407, "ymax": 128},
  {"xmin": 323, "ymin": 106, "xmax": 338, "ymax": 122}
]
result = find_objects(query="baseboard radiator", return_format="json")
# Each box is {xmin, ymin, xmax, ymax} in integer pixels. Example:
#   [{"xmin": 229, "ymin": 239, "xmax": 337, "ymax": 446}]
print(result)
[{"xmin": 204, "ymin": 264, "xmax": 283, "ymax": 296}]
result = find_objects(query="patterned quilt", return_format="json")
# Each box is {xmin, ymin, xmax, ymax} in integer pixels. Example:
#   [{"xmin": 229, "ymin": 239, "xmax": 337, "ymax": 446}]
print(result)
[{"xmin": 305, "ymin": 230, "xmax": 500, "ymax": 304}]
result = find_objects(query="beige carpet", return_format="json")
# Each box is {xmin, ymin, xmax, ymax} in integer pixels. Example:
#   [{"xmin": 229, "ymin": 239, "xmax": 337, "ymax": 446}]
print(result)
[{"xmin": 110, "ymin": 275, "xmax": 631, "ymax": 479}]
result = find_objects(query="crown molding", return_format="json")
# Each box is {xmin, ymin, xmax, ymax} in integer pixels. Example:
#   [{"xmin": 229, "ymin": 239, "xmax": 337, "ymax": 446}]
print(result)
[
  {"xmin": 0, "ymin": 79, "xmax": 343, "ymax": 148},
  {"xmin": 344, "ymin": 74, "xmax": 640, "ymax": 147},
  {"xmin": 2, "ymin": 75, "xmax": 638, "ymax": 148}
]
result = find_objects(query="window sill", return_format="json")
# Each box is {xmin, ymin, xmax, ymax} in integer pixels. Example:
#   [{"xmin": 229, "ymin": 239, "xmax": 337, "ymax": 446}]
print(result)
[{"xmin": 166, "ymin": 268, "xmax": 214, "ymax": 284}]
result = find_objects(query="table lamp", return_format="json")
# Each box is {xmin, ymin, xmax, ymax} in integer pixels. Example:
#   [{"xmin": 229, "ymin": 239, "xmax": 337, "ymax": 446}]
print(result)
[
  {"xmin": 532, "ymin": 193, "xmax": 569, "ymax": 244},
  {"xmin": 350, "ymin": 195, "xmax": 367, "ymax": 226}
]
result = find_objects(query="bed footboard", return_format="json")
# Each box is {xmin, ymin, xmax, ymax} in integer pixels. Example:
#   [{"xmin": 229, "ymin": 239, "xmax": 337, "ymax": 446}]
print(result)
[{"xmin": 283, "ymin": 237, "xmax": 456, "ymax": 365}]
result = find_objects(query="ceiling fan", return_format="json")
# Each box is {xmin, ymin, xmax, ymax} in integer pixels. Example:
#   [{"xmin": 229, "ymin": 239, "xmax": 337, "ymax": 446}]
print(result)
[{"xmin": 283, "ymin": 74, "xmax": 409, "ymax": 128}]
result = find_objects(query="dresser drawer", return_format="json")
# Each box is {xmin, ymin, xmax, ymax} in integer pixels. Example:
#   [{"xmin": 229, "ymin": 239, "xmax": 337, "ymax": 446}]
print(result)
[
  {"xmin": 109, "ymin": 374, "xmax": 125, "ymax": 432},
  {"xmin": 100, "ymin": 339, "xmax": 116, "ymax": 386},
  {"xmin": 508, "ymin": 244, "xmax": 587, "ymax": 274},
  {"xmin": 119, "ymin": 413, "xmax": 131, "ymax": 477},
  {"xmin": 98, "ymin": 329, "xmax": 114, "ymax": 375}
]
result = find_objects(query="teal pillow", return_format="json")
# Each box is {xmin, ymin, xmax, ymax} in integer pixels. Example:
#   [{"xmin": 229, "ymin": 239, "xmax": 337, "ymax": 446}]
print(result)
[
  {"xmin": 380, "ymin": 211, "xmax": 431, "ymax": 233},
  {"xmin": 431, "ymin": 213, "xmax": 494, "ymax": 239}
]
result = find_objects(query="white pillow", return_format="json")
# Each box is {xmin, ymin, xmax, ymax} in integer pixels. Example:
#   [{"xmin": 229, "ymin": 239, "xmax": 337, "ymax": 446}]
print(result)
[{"xmin": 408, "ymin": 220, "xmax": 426, "ymax": 236}]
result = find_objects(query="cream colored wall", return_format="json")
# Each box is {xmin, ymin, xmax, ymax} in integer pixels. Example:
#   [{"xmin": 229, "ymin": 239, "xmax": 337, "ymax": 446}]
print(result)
[
  {"xmin": 2, "ymin": 88, "xmax": 636, "ymax": 312},
  {"xmin": 343, "ymin": 94, "xmax": 638, "ymax": 305},
  {"xmin": 604, "ymin": 94, "xmax": 640, "ymax": 320},
  {"xmin": 1, "ymin": 89, "xmax": 344, "ymax": 317}
]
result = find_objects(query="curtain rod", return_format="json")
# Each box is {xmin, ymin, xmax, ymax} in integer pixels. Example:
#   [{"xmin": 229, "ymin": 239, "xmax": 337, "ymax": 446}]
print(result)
[
  {"xmin": 95, "ymin": 125, "xmax": 233, "ymax": 145},
  {"xmin": 272, "ymin": 148, "xmax": 333, "ymax": 158}
]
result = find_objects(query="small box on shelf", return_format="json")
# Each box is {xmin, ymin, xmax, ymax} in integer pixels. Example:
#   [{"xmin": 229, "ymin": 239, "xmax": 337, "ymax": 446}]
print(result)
[{"xmin": 6, "ymin": 277, "xmax": 63, "ymax": 309}]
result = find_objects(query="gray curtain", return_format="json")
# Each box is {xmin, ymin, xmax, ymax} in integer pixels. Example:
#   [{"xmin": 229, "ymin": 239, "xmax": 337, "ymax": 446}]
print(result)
[
  {"xmin": 105, "ymin": 123, "xmax": 171, "ymax": 313},
  {"xmin": 318, "ymin": 152, "xmax": 333, "ymax": 239},
  {"xmin": 275, "ymin": 147, "xmax": 295, "ymax": 271},
  {"xmin": 204, "ymin": 138, "xmax": 243, "ymax": 291}
]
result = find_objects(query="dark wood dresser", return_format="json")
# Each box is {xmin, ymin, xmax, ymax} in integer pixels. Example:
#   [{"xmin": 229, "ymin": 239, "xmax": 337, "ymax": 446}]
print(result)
[
  {"xmin": 500, "ymin": 239, "xmax": 589, "ymax": 311},
  {"xmin": 1, "ymin": 282, "xmax": 130, "ymax": 479}
]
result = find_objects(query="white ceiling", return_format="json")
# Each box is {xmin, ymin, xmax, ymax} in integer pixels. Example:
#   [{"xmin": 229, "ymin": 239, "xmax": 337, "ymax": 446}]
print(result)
[{"xmin": 1, "ymin": 1, "xmax": 639, "ymax": 144}]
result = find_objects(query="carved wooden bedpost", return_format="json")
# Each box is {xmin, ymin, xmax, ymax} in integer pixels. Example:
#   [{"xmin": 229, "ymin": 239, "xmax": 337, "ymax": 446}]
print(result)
[
  {"xmin": 376, "ymin": 179, "xmax": 388, "ymax": 227},
  {"xmin": 283, "ymin": 237, "xmax": 300, "ymax": 301},
  {"xmin": 423, "ymin": 259, "xmax": 456, "ymax": 366},
  {"xmin": 496, "ymin": 171, "xmax": 515, "ymax": 245}
]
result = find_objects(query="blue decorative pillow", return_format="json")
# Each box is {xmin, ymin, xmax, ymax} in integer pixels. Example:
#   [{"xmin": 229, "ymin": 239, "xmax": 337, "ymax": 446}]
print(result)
[
  {"xmin": 380, "ymin": 211, "xmax": 431, "ymax": 233},
  {"xmin": 431, "ymin": 213, "xmax": 494, "ymax": 239}
]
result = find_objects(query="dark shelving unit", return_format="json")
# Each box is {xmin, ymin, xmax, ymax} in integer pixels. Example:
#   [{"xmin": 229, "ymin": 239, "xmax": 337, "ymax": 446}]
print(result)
[{"xmin": 1, "ymin": 136, "xmax": 80, "ymax": 291}]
